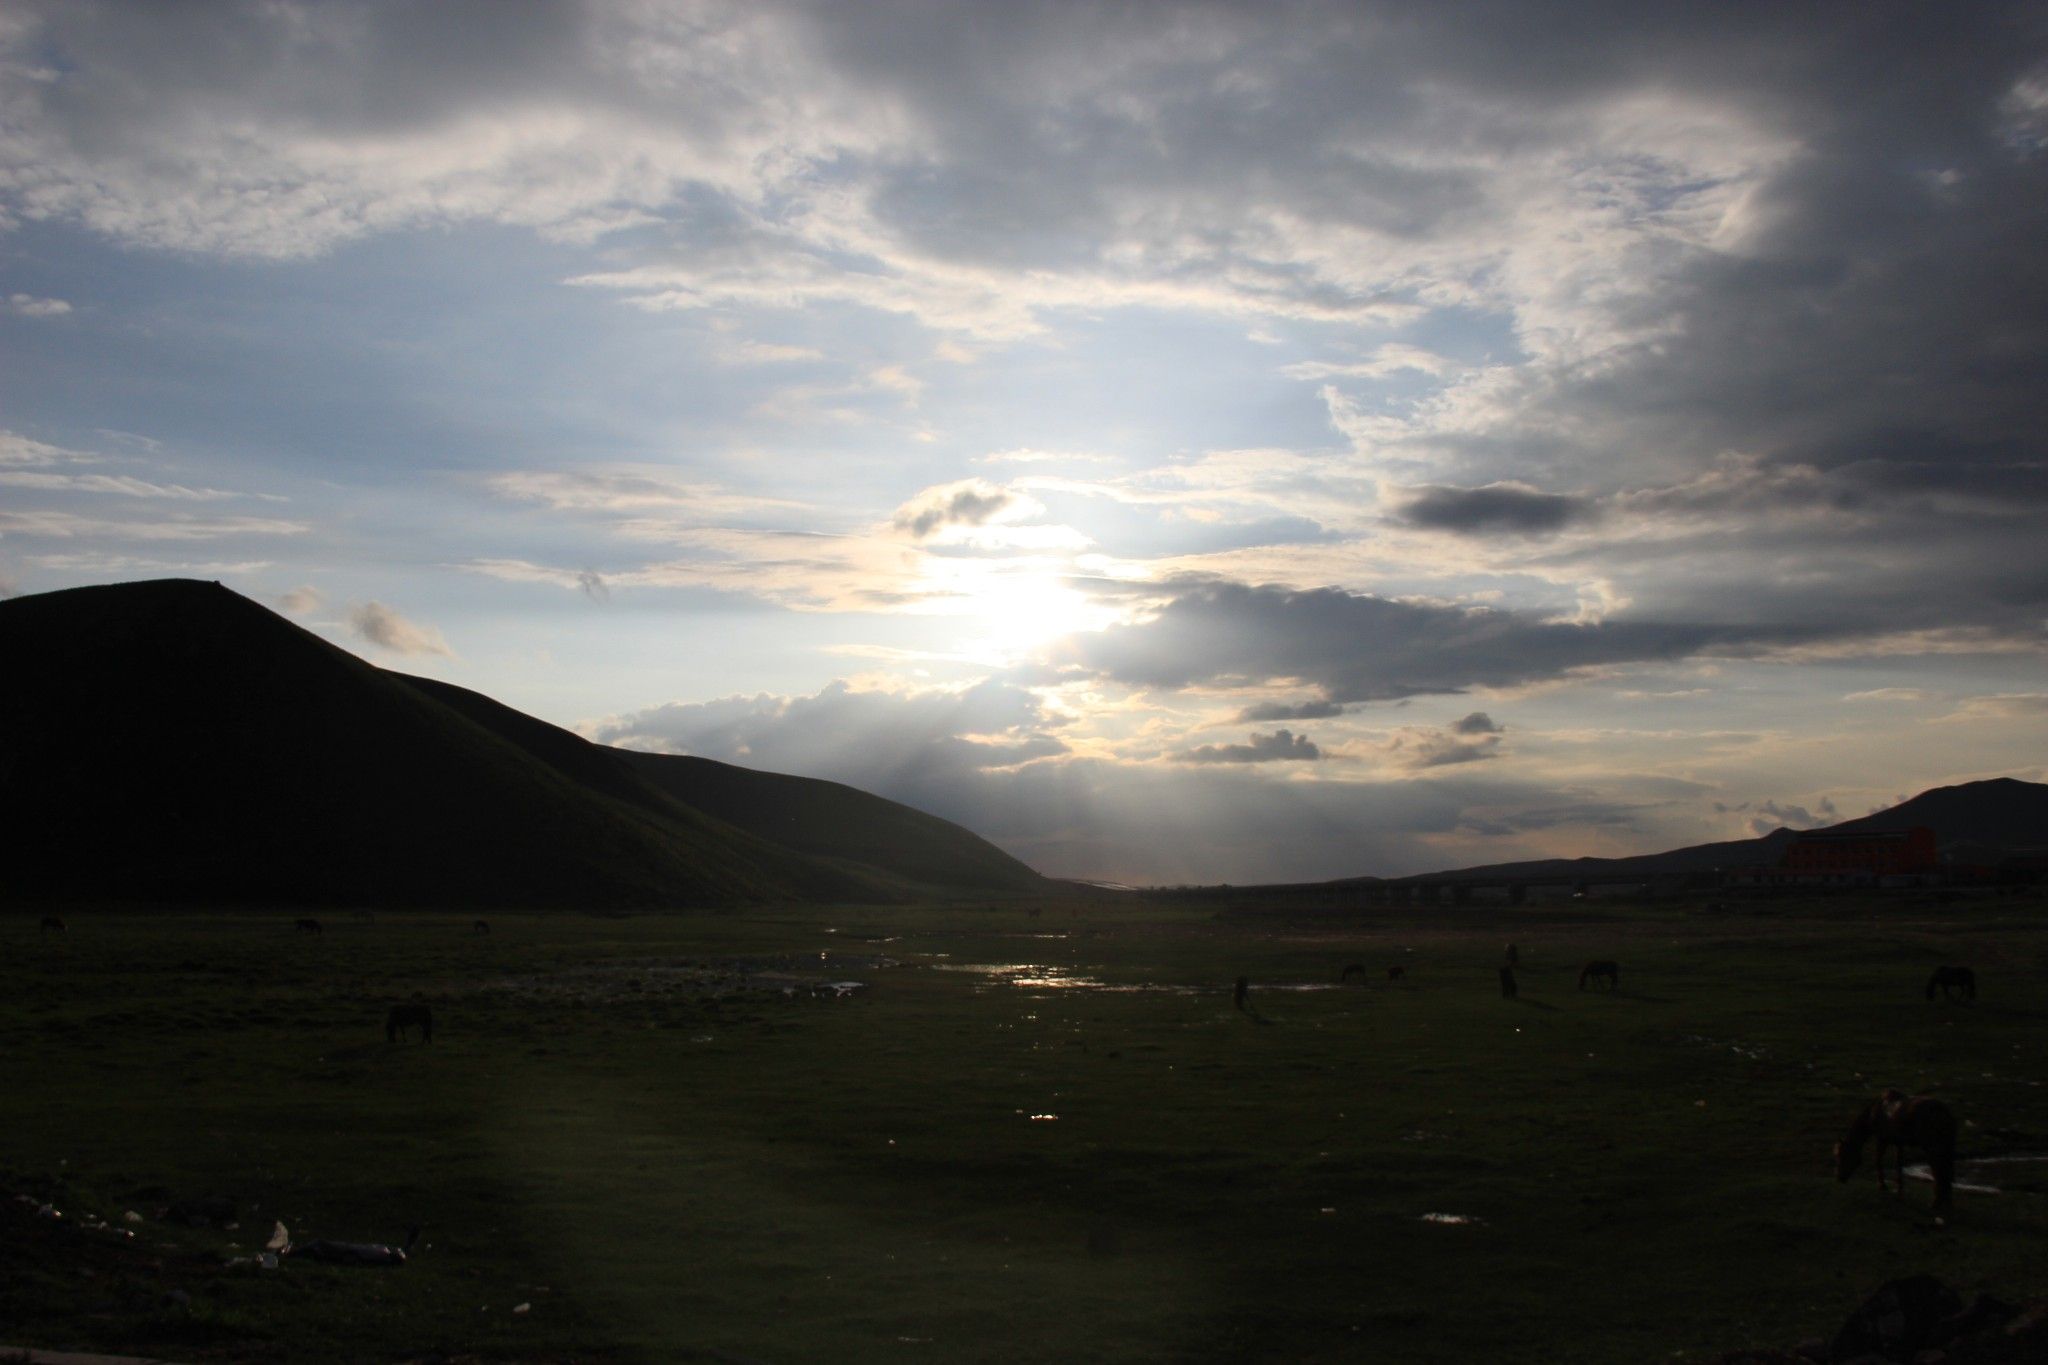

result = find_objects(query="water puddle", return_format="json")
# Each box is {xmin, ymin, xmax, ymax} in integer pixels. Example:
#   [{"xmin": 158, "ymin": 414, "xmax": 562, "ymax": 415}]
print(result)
[
  {"xmin": 926, "ymin": 962, "xmax": 1343, "ymax": 995},
  {"xmin": 1903, "ymin": 1153, "xmax": 2048, "ymax": 1196},
  {"xmin": 484, "ymin": 953, "xmax": 892, "ymax": 1003}
]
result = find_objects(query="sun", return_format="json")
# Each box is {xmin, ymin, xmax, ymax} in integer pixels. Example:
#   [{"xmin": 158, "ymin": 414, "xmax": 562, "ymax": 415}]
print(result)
[{"xmin": 932, "ymin": 556, "xmax": 1118, "ymax": 663}]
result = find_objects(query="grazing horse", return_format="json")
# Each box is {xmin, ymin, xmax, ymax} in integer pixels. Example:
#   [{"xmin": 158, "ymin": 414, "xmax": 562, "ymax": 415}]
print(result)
[
  {"xmin": 39, "ymin": 915, "xmax": 66, "ymax": 934},
  {"xmin": 294, "ymin": 918, "xmax": 323, "ymax": 935},
  {"xmin": 472, "ymin": 919, "xmax": 491, "ymax": 935},
  {"xmin": 1339, "ymin": 963, "xmax": 1367, "ymax": 983},
  {"xmin": 385, "ymin": 1003, "xmax": 433, "ymax": 1044},
  {"xmin": 1835, "ymin": 1089, "xmax": 1955, "ymax": 1219},
  {"xmin": 1386, "ymin": 965, "xmax": 1405, "ymax": 982},
  {"xmin": 1499, "ymin": 965, "xmax": 1518, "ymax": 999},
  {"xmin": 1578, "ymin": 960, "xmax": 1619, "ymax": 990},
  {"xmin": 1925, "ymin": 966, "xmax": 1975, "ymax": 1002}
]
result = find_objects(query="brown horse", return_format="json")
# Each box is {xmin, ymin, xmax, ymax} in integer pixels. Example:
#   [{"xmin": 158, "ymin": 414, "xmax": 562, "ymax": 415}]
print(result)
[
  {"xmin": 472, "ymin": 919, "xmax": 491, "ymax": 935},
  {"xmin": 1924, "ymin": 966, "xmax": 1975, "ymax": 1001},
  {"xmin": 39, "ymin": 915, "xmax": 66, "ymax": 934},
  {"xmin": 1578, "ymin": 960, "xmax": 1618, "ymax": 990},
  {"xmin": 1834, "ymin": 1089, "xmax": 1955, "ymax": 1219},
  {"xmin": 385, "ymin": 1003, "xmax": 433, "ymax": 1043},
  {"xmin": 1339, "ymin": 963, "xmax": 1367, "ymax": 983},
  {"xmin": 1386, "ymin": 965, "xmax": 1405, "ymax": 982},
  {"xmin": 294, "ymin": 918, "xmax": 323, "ymax": 935},
  {"xmin": 1504, "ymin": 942, "xmax": 1519, "ymax": 967}
]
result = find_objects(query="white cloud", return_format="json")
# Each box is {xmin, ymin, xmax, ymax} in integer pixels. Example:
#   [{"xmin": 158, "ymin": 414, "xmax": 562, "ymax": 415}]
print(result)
[
  {"xmin": 346, "ymin": 600, "xmax": 453, "ymax": 657},
  {"xmin": 486, "ymin": 469, "xmax": 808, "ymax": 520},
  {"xmin": 721, "ymin": 340, "xmax": 826, "ymax": 365},
  {"xmin": 0, "ymin": 471, "xmax": 271, "ymax": 500},
  {"xmin": 0, "ymin": 431, "xmax": 92, "ymax": 467},
  {"xmin": 277, "ymin": 585, "xmax": 322, "ymax": 615},
  {"xmin": 0, "ymin": 509, "xmax": 308, "ymax": 540},
  {"xmin": 1938, "ymin": 693, "xmax": 2048, "ymax": 722},
  {"xmin": 5, "ymin": 293, "xmax": 71, "ymax": 317}
]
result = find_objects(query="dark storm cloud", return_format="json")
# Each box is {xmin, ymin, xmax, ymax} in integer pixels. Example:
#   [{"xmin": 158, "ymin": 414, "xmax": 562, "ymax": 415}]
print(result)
[
  {"xmin": 1458, "ymin": 802, "xmax": 1644, "ymax": 836},
  {"xmin": 1177, "ymin": 729, "xmax": 1321, "ymax": 765},
  {"xmin": 893, "ymin": 483, "xmax": 1017, "ymax": 539},
  {"xmin": 1235, "ymin": 698, "xmax": 1347, "ymax": 723},
  {"xmin": 1060, "ymin": 578, "xmax": 1823, "ymax": 703},
  {"xmin": 1387, "ymin": 719, "xmax": 1502, "ymax": 769},
  {"xmin": 1392, "ymin": 483, "xmax": 1595, "ymax": 536}
]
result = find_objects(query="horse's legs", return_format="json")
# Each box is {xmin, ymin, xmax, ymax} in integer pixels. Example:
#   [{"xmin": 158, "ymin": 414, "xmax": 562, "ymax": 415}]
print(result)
[{"xmin": 1875, "ymin": 1136, "xmax": 1892, "ymax": 1192}]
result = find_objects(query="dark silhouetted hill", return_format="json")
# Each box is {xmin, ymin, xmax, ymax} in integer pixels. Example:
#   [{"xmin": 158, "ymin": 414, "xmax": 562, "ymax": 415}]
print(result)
[
  {"xmin": 1820, "ymin": 777, "xmax": 2048, "ymax": 849},
  {"xmin": 400, "ymin": 673, "xmax": 1045, "ymax": 897},
  {"xmin": 0, "ymin": 579, "xmax": 1049, "ymax": 908},
  {"xmin": 619, "ymin": 751, "xmax": 1046, "ymax": 895},
  {"xmin": 1371, "ymin": 777, "xmax": 2048, "ymax": 885}
]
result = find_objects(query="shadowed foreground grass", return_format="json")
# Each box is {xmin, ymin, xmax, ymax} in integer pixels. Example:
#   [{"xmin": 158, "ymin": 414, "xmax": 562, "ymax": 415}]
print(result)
[{"xmin": 4, "ymin": 894, "xmax": 2046, "ymax": 1362}]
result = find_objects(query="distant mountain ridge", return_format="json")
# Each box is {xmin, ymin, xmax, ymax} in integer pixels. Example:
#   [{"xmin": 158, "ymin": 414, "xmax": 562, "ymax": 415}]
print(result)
[
  {"xmin": 0, "ymin": 579, "xmax": 1047, "ymax": 908},
  {"xmin": 1369, "ymin": 777, "xmax": 2048, "ymax": 885}
]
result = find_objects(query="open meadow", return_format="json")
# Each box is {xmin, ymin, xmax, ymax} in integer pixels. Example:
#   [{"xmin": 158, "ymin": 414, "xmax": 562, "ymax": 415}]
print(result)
[{"xmin": 6, "ymin": 892, "xmax": 2047, "ymax": 1363}]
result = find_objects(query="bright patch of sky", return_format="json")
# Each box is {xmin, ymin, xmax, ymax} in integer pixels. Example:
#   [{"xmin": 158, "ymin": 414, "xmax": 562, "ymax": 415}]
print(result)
[{"xmin": 3, "ymin": 1, "xmax": 2045, "ymax": 882}]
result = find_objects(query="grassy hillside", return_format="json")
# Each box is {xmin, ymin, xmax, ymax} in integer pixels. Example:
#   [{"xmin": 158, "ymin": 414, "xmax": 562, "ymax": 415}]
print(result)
[
  {"xmin": 397, "ymin": 672, "xmax": 1047, "ymax": 898},
  {"xmin": 0, "ymin": 580, "xmax": 878, "ymax": 908},
  {"xmin": 622, "ymin": 750, "xmax": 1048, "ymax": 896}
]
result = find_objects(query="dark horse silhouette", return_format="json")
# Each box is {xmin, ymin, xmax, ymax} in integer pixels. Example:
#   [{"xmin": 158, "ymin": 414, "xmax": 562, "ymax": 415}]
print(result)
[
  {"xmin": 39, "ymin": 915, "xmax": 66, "ymax": 934},
  {"xmin": 472, "ymin": 920, "xmax": 491, "ymax": 935},
  {"xmin": 294, "ymin": 918, "xmax": 323, "ymax": 935},
  {"xmin": 386, "ymin": 1003, "xmax": 433, "ymax": 1043},
  {"xmin": 1386, "ymin": 965, "xmax": 1405, "ymax": 982},
  {"xmin": 1835, "ymin": 1089, "xmax": 1955, "ymax": 1219},
  {"xmin": 1578, "ymin": 960, "xmax": 1619, "ymax": 990},
  {"xmin": 1504, "ymin": 942, "xmax": 1519, "ymax": 967},
  {"xmin": 1232, "ymin": 975, "xmax": 1250, "ymax": 1012},
  {"xmin": 1499, "ymin": 965, "xmax": 1518, "ymax": 998},
  {"xmin": 1925, "ymin": 966, "xmax": 1975, "ymax": 1002},
  {"xmin": 1340, "ymin": 963, "xmax": 1366, "ymax": 983}
]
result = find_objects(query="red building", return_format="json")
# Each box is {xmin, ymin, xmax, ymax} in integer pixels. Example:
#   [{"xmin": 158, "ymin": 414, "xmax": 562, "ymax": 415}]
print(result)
[
  {"xmin": 1779, "ymin": 826, "xmax": 1938, "ymax": 879},
  {"xmin": 1725, "ymin": 825, "xmax": 1941, "ymax": 887}
]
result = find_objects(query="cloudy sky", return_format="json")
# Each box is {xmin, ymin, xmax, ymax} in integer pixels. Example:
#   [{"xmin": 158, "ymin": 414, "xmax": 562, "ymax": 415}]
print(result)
[{"xmin": 4, "ymin": 1, "xmax": 2046, "ymax": 884}]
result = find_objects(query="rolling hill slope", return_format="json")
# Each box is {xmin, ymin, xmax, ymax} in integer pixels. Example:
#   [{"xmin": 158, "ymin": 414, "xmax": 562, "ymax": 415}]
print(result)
[
  {"xmin": 0, "ymin": 579, "xmax": 1047, "ymax": 908},
  {"xmin": 1371, "ymin": 778, "xmax": 2048, "ymax": 886}
]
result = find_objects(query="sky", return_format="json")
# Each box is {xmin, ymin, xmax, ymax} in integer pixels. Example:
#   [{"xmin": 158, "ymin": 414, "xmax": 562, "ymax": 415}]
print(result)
[{"xmin": 3, "ymin": 1, "xmax": 2046, "ymax": 885}]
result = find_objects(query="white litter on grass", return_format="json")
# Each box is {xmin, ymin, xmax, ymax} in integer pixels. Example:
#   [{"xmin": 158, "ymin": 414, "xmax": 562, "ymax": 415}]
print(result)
[
  {"xmin": 1419, "ymin": 1212, "xmax": 1484, "ymax": 1225},
  {"xmin": 1902, "ymin": 1164, "xmax": 2002, "ymax": 1195},
  {"xmin": 1901, "ymin": 1153, "xmax": 2048, "ymax": 1196}
]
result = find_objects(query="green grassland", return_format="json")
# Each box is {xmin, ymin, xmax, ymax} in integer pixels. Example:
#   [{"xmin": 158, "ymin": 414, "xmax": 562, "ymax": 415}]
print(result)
[{"xmin": 5, "ymin": 893, "xmax": 2046, "ymax": 1363}]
